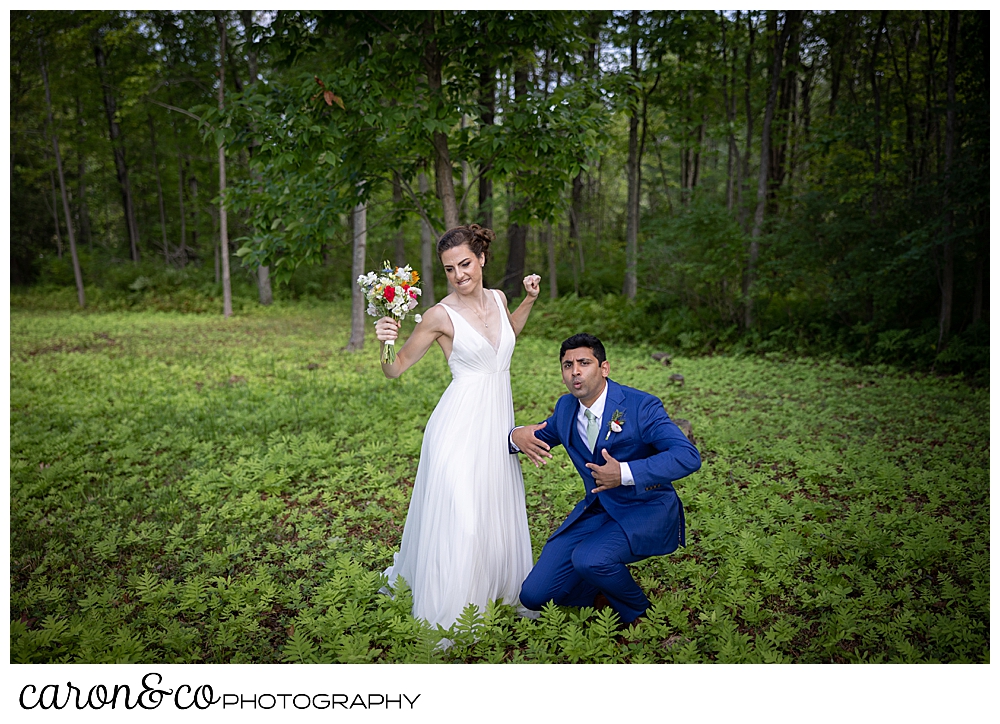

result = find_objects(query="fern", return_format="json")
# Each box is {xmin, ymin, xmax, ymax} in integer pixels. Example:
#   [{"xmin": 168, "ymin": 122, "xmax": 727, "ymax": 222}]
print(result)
[{"xmin": 8, "ymin": 304, "xmax": 989, "ymax": 663}]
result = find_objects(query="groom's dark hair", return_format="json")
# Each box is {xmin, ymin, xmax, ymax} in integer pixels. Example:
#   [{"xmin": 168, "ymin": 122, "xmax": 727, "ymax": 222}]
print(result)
[{"xmin": 560, "ymin": 333, "xmax": 606, "ymax": 364}]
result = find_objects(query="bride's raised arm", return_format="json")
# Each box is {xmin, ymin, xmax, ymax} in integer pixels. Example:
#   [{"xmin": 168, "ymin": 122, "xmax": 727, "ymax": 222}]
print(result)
[
  {"xmin": 503, "ymin": 274, "xmax": 541, "ymax": 338},
  {"xmin": 374, "ymin": 305, "xmax": 449, "ymax": 379}
]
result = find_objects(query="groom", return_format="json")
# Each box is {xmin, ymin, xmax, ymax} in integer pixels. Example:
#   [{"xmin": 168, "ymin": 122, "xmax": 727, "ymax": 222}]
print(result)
[{"xmin": 510, "ymin": 333, "xmax": 701, "ymax": 627}]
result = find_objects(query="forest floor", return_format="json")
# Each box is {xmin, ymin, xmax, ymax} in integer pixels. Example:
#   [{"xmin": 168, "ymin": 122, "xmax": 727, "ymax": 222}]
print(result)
[{"xmin": 9, "ymin": 303, "xmax": 990, "ymax": 663}]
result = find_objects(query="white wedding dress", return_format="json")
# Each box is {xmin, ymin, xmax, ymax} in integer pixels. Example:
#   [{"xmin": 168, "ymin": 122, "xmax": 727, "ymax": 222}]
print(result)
[{"xmin": 383, "ymin": 289, "xmax": 533, "ymax": 632}]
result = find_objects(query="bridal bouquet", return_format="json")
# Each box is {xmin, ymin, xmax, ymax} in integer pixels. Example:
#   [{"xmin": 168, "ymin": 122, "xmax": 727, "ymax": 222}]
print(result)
[{"xmin": 357, "ymin": 262, "xmax": 422, "ymax": 364}]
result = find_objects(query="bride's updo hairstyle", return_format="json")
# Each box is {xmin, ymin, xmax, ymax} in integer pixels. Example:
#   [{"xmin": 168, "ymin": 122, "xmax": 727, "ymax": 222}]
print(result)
[{"xmin": 437, "ymin": 224, "xmax": 495, "ymax": 265}]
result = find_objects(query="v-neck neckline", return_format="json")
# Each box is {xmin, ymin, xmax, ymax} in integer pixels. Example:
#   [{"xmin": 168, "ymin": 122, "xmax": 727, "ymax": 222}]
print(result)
[{"xmin": 446, "ymin": 290, "xmax": 503, "ymax": 353}]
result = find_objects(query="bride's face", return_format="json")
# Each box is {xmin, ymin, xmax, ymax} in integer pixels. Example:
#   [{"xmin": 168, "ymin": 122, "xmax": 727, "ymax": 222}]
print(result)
[{"xmin": 441, "ymin": 244, "xmax": 485, "ymax": 295}]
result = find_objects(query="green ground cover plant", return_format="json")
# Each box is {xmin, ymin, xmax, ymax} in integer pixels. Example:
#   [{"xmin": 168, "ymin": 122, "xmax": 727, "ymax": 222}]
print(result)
[{"xmin": 10, "ymin": 302, "xmax": 989, "ymax": 663}]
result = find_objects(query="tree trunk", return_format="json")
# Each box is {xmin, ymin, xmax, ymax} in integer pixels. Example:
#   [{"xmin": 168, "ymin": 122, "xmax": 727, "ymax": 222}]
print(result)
[
  {"xmin": 478, "ymin": 61, "xmax": 495, "ymax": 230},
  {"xmin": 460, "ymin": 115, "xmax": 470, "ymax": 221},
  {"xmin": 546, "ymin": 222, "xmax": 558, "ymax": 298},
  {"xmin": 723, "ymin": 11, "xmax": 738, "ymax": 213},
  {"xmin": 214, "ymin": 231, "xmax": 220, "ymax": 284},
  {"xmin": 169, "ymin": 103, "xmax": 187, "ymax": 266},
  {"xmin": 423, "ymin": 19, "xmax": 459, "ymax": 230},
  {"xmin": 887, "ymin": 19, "xmax": 918, "ymax": 185},
  {"xmin": 769, "ymin": 13, "xmax": 800, "ymax": 208},
  {"xmin": 176, "ymin": 158, "xmax": 187, "ymax": 263},
  {"xmin": 692, "ymin": 118, "xmax": 705, "ymax": 189},
  {"xmin": 972, "ymin": 240, "xmax": 984, "ymax": 325},
  {"xmin": 393, "ymin": 172, "xmax": 406, "ymax": 266},
  {"xmin": 746, "ymin": 11, "xmax": 793, "ymax": 330},
  {"xmin": 188, "ymin": 169, "xmax": 198, "ymax": 253},
  {"xmin": 502, "ymin": 65, "xmax": 530, "ymax": 298},
  {"xmin": 938, "ymin": 10, "xmax": 959, "ymax": 349},
  {"xmin": 870, "ymin": 11, "xmax": 888, "ymax": 217},
  {"xmin": 503, "ymin": 211, "xmax": 529, "ymax": 298},
  {"xmin": 738, "ymin": 12, "xmax": 755, "ymax": 233},
  {"xmin": 569, "ymin": 170, "xmax": 584, "ymax": 273},
  {"xmin": 623, "ymin": 10, "xmax": 641, "ymax": 299},
  {"xmin": 39, "ymin": 37, "xmax": 84, "ymax": 307},
  {"xmin": 240, "ymin": 10, "xmax": 272, "ymax": 305},
  {"xmin": 93, "ymin": 35, "xmax": 140, "ymax": 263},
  {"xmin": 147, "ymin": 114, "xmax": 170, "ymax": 264},
  {"xmin": 215, "ymin": 13, "xmax": 232, "ymax": 318},
  {"xmin": 75, "ymin": 94, "xmax": 92, "ymax": 250},
  {"xmin": 418, "ymin": 167, "xmax": 436, "ymax": 307},
  {"xmin": 47, "ymin": 166, "xmax": 63, "ymax": 258},
  {"xmin": 346, "ymin": 200, "xmax": 367, "ymax": 351}
]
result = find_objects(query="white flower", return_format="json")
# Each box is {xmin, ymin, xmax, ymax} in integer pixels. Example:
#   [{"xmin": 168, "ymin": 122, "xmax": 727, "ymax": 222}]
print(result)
[
  {"xmin": 367, "ymin": 303, "xmax": 377, "ymax": 316},
  {"xmin": 610, "ymin": 421, "xmax": 622, "ymax": 433},
  {"xmin": 407, "ymin": 297, "xmax": 419, "ymax": 310},
  {"xmin": 414, "ymin": 314, "xmax": 422, "ymax": 324}
]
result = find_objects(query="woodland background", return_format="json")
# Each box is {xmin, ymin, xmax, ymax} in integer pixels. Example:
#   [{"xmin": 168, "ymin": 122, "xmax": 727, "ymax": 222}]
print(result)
[{"xmin": 9, "ymin": 10, "xmax": 989, "ymax": 378}]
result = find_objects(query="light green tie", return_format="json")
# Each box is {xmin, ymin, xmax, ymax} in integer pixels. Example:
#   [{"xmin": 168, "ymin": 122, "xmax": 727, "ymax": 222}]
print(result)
[{"xmin": 585, "ymin": 409, "xmax": 599, "ymax": 452}]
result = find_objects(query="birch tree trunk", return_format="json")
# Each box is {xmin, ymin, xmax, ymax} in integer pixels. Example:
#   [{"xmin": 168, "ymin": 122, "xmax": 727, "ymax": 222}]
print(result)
[
  {"xmin": 346, "ymin": 200, "xmax": 368, "ymax": 351},
  {"xmin": 39, "ymin": 36, "xmax": 84, "ymax": 307},
  {"xmin": 215, "ymin": 12, "xmax": 232, "ymax": 318}
]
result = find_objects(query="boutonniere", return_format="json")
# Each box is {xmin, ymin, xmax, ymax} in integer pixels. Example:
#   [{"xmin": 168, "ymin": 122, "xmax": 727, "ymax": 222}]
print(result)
[{"xmin": 605, "ymin": 410, "xmax": 625, "ymax": 440}]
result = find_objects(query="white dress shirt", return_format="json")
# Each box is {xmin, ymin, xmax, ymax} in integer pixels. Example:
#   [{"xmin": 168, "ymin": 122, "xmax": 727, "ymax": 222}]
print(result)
[
  {"xmin": 576, "ymin": 382, "xmax": 634, "ymax": 486},
  {"xmin": 509, "ymin": 381, "xmax": 633, "ymax": 486}
]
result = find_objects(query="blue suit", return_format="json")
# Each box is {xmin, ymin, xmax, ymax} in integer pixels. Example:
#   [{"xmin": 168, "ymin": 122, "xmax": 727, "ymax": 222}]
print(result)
[{"xmin": 518, "ymin": 379, "xmax": 701, "ymax": 622}]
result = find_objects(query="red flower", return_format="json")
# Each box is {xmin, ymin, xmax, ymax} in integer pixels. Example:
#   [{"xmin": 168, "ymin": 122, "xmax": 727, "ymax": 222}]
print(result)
[
  {"xmin": 409, "ymin": 289, "xmax": 418, "ymax": 299},
  {"xmin": 383, "ymin": 286, "xmax": 395, "ymax": 302},
  {"xmin": 402, "ymin": 283, "xmax": 410, "ymax": 290}
]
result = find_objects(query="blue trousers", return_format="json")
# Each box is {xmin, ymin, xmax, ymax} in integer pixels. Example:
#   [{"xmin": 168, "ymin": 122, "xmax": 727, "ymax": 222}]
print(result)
[{"xmin": 520, "ymin": 502, "xmax": 650, "ymax": 624}]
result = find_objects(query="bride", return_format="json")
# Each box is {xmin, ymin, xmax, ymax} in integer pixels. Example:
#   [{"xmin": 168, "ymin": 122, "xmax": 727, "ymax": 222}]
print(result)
[{"xmin": 373, "ymin": 224, "xmax": 540, "ymax": 633}]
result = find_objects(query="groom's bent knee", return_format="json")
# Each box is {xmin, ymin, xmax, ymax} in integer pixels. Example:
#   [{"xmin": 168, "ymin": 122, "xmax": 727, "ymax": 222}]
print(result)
[{"xmin": 519, "ymin": 573, "xmax": 552, "ymax": 611}]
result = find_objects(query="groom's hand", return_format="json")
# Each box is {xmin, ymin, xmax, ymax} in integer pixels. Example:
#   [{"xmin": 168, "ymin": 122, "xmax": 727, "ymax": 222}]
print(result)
[
  {"xmin": 587, "ymin": 449, "xmax": 622, "ymax": 493},
  {"xmin": 511, "ymin": 422, "xmax": 552, "ymax": 467}
]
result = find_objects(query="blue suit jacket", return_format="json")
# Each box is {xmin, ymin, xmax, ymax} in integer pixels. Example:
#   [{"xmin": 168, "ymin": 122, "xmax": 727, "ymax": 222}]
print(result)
[{"xmin": 527, "ymin": 379, "xmax": 701, "ymax": 557}]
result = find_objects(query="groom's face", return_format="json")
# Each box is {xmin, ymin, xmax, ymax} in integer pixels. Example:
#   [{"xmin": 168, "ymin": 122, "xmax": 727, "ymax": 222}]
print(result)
[{"xmin": 560, "ymin": 347, "xmax": 609, "ymax": 407}]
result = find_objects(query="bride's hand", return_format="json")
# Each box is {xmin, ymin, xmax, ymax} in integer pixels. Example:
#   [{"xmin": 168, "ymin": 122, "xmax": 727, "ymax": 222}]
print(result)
[
  {"xmin": 374, "ymin": 316, "xmax": 400, "ymax": 342},
  {"xmin": 523, "ymin": 274, "xmax": 541, "ymax": 298}
]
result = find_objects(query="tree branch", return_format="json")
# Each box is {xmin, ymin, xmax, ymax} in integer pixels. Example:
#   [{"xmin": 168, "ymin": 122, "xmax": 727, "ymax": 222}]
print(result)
[
  {"xmin": 145, "ymin": 98, "xmax": 203, "ymax": 122},
  {"xmin": 456, "ymin": 149, "xmax": 501, "ymax": 217},
  {"xmin": 398, "ymin": 173, "xmax": 443, "ymax": 239}
]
